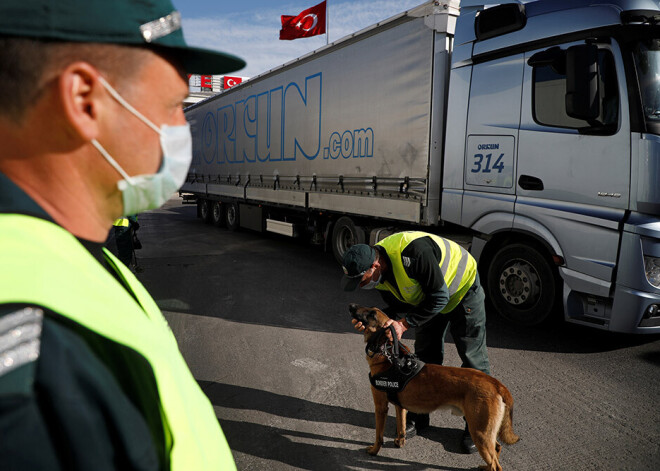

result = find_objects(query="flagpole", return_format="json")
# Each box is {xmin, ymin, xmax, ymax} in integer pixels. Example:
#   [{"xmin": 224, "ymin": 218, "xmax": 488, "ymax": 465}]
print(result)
[{"xmin": 326, "ymin": 0, "xmax": 329, "ymax": 45}]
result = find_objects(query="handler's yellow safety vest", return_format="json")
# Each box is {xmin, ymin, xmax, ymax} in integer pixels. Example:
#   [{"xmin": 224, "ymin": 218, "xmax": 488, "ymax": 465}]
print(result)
[
  {"xmin": 376, "ymin": 231, "xmax": 477, "ymax": 313},
  {"xmin": 0, "ymin": 214, "xmax": 236, "ymax": 471},
  {"xmin": 113, "ymin": 217, "xmax": 130, "ymax": 227}
]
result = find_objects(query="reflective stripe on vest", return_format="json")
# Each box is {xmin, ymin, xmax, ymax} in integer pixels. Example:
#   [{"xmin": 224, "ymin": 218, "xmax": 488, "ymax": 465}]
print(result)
[
  {"xmin": 0, "ymin": 214, "xmax": 236, "ymax": 470},
  {"xmin": 114, "ymin": 218, "xmax": 130, "ymax": 227},
  {"xmin": 375, "ymin": 231, "xmax": 477, "ymax": 313}
]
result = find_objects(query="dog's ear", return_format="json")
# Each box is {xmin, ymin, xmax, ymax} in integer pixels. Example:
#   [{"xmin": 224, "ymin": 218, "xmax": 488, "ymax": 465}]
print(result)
[{"xmin": 369, "ymin": 308, "xmax": 390, "ymax": 328}]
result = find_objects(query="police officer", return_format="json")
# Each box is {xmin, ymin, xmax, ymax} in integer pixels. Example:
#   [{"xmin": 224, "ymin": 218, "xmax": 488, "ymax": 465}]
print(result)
[
  {"xmin": 342, "ymin": 231, "xmax": 490, "ymax": 454},
  {"xmin": 0, "ymin": 1, "xmax": 244, "ymax": 469},
  {"xmin": 111, "ymin": 214, "xmax": 140, "ymax": 267}
]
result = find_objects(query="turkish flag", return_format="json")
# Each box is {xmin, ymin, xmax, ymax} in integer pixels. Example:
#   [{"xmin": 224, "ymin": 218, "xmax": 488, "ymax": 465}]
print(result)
[
  {"xmin": 223, "ymin": 76, "xmax": 243, "ymax": 89},
  {"xmin": 280, "ymin": 1, "xmax": 326, "ymax": 40}
]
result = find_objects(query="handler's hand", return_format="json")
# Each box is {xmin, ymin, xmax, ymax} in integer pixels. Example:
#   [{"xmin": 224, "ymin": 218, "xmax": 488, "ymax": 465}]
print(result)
[
  {"xmin": 383, "ymin": 319, "xmax": 408, "ymax": 341},
  {"xmin": 351, "ymin": 318, "xmax": 366, "ymax": 332}
]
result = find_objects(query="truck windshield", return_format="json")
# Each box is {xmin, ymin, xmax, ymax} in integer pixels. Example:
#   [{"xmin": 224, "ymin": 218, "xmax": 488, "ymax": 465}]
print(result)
[{"xmin": 632, "ymin": 38, "xmax": 660, "ymax": 132}]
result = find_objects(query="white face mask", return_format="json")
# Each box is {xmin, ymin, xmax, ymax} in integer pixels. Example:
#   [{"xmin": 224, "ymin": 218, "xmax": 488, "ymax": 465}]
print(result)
[
  {"xmin": 360, "ymin": 271, "xmax": 383, "ymax": 290},
  {"xmin": 91, "ymin": 76, "xmax": 192, "ymax": 216}
]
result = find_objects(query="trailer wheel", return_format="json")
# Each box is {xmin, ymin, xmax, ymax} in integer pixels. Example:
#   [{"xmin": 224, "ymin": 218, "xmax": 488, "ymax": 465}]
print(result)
[
  {"xmin": 486, "ymin": 243, "xmax": 557, "ymax": 326},
  {"xmin": 211, "ymin": 201, "xmax": 226, "ymax": 227},
  {"xmin": 226, "ymin": 202, "xmax": 240, "ymax": 231},
  {"xmin": 332, "ymin": 216, "xmax": 365, "ymax": 264},
  {"xmin": 199, "ymin": 199, "xmax": 212, "ymax": 224}
]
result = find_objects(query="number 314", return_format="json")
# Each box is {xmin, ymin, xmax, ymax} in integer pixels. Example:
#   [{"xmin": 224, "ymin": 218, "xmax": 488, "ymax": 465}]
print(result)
[{"xmin": 471, "ymin": 153, "xmax": 505, "ymax": 173}]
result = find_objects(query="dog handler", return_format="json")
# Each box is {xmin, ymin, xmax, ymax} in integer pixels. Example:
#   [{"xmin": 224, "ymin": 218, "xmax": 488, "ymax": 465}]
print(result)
[
  {"xmin": 0, "ymin": 1, "xmax": 244, "ymax": 469},
  {"xmin": 342, "ymin": 231, "xmax": 490, "ymax": 454}
]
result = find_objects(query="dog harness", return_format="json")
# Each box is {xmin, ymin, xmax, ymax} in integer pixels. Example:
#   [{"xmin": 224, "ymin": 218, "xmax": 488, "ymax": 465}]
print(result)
[{"xmin": 367, "ymin": 325, "xmax": 424, "ymax": 406}]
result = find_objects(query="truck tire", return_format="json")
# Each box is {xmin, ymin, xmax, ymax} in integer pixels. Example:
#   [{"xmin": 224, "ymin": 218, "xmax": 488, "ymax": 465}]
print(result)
[
  {"xmin": 226, "ymin": 202, "xmax": 240, "ymax": 231},
  {"xmin": 211, "ymin": 201, "xmax": 226, "ymax": 227},
  {"xmin": 332, "ymin": 216, "xmax": 365, "ymax": 264},
  {"xmin": 486, "ymin": 243, "xmax": 558, "ymax": 326},
  {"xmin": 199, "ymin": 199, "xmax": 212, "ymax": 224}
]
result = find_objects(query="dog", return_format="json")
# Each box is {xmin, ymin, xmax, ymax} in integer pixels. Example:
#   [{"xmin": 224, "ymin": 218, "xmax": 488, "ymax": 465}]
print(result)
[{"xmin": 350, "ymin": 303, "xmax": 519, "ymax": 471}]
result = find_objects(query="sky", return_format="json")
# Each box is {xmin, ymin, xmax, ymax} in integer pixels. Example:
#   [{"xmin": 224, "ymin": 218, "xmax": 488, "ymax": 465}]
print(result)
[{"xmin": 172, "ymin": 0, "xmax": 423, "ymax": 78}]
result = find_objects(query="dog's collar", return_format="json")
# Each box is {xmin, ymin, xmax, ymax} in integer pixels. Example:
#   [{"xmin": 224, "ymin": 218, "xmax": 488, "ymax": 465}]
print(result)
[
  {"xmin": 365, "ymin": 325, "xmax": 421, "ymax": 371},
  {"xmin": 365, "ymin": 325, "xmax": 396, "ymax": 360}
]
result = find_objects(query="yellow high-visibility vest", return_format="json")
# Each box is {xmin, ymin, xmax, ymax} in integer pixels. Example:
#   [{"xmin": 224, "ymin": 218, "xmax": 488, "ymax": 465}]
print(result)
[
  {"xmin": 376, "ymin": 231, "xmax": 477, "ymax": 313},
  {"xmin": 113, "ymin": 218, "xmax": 130, "ymax": 227},
  {"xmin": 0, "ymin": 214, "xmax": 236, "ymax": 470}
]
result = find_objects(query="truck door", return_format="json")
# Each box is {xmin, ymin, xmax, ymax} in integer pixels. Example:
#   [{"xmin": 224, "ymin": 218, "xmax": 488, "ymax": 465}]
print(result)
[
  {"xmin": 463, "ymin": 53, "xmax": 525, "ymax": 229},
  {"xmin": 516, "ymin": 40, "xmax": 630, "ymax": 312}
]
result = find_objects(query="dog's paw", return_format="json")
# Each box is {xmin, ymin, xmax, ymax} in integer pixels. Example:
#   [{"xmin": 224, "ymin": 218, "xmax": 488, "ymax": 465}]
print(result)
[
  {"xmin": 366, "ymin": 444, "xmax": 381, "ymax": 456},
  {"xmin": 394, "ymin": 437, "xmax": 406, "ymax": 448}
]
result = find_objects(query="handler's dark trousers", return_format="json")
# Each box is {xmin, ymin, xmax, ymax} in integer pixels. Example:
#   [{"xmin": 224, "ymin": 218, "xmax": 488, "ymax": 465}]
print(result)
[{"xmin": 414, "ymin": 273, "xmax": 490, "ymax": 375}]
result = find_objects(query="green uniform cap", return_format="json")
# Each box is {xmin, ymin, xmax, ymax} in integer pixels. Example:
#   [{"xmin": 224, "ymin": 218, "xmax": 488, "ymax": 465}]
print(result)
[
  {"xmin": 0, "ymin": 0, "xmax": 245, "ymax": 74},
  {"xmin": 341, "ymin": 244, "xmax": 376, "ymax": 291}
]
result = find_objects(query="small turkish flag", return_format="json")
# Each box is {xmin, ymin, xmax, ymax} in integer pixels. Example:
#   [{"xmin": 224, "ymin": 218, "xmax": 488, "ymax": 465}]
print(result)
[
  {"xmin": 223, "ymin": 76, "xmax": 243, "ymax": 89},
  {"xmin": 280, "ymin": 1, "xmax": 326, "ymax": 40}
]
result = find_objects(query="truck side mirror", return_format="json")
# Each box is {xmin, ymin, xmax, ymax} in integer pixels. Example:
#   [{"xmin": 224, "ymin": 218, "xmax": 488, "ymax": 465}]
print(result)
[
  {"xmin": 527, "ymin": 46, "xmax": 566, "ymax": 74},
  {"xmin": 565, "ymin": 44, "xmax": 600, "ymax": 120}
]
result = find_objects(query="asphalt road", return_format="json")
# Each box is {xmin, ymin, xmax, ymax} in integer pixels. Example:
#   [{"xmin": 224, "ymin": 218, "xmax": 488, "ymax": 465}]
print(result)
[{"xmin": 135, "ymin": 197, "xmax": 660, "ymax": 471}]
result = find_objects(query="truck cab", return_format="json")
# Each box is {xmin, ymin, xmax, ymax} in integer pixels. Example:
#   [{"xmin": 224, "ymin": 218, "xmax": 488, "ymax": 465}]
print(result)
[{"xmin": 442, "ymin": 0, "xmax": 660, "ymax": 332}]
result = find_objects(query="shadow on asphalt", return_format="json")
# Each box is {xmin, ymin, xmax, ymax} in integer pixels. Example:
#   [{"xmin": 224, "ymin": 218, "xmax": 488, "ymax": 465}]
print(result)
[
  {"xmin": 639, "ymin": 348, "xmax": 660, "ymax": 367},
  {"xmin": 140, "ymin": 204, "xmax": 660, "ymax": 356},
  {"xmin": 199, "ymin": 380, "xmax": 373, "ymax": 429},
  {"xmin": 482, "ymin": 311, "xmax": 660, "ymax": 354},
  {"xmin": 200, "ymin": 381, "xmax": 467, "ymax": 471}
]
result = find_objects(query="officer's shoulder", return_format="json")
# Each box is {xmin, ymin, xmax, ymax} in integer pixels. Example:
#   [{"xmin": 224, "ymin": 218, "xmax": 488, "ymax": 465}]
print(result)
[
  {"xmin": 404, "ymin": 237, "xmax": 435, "ymax": 257},
  {"xmin": 0, "ymin": 306, "xmax": 44, "ymax": 379},
  {"xmin": 402, "ymin": 256, "xmax": 414, "ymax": 268}
]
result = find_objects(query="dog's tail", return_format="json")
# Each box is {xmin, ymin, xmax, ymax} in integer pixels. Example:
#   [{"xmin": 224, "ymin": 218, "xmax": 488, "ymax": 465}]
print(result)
[{"xmin": 498, "ymin": 389, "xmax": 520, "ymax": 445}]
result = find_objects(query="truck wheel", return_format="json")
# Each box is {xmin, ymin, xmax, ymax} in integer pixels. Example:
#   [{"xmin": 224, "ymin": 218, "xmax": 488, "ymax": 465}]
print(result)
[
  {"xmin": 486, "ymin": 243, "xmax": 557, "ymax": 326},
  {"xmin": 211, "ymin": 201, "xmax": 226, "ymax": 227},
  {"xmin": 332, "ymin": 216, "xmax": 365, "ymax": 263},
  {"xmin": 199, "ymin": 199, "xmax": 212, "ymax": 224},
  {"xmin": 226, "ymin": 202, "xmax": 240, "ymax": 231}
]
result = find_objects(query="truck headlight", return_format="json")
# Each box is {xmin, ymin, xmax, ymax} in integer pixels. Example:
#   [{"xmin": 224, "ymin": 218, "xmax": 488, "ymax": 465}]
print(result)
[{"xmin": 645, "ymin": 256, "xmax": 660, "ymax": 288}]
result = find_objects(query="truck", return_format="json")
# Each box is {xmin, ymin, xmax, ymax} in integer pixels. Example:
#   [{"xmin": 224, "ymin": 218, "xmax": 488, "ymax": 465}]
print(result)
[{"xmin": 181, "ymin": 0, "xmax": 660, "ymax": 334}]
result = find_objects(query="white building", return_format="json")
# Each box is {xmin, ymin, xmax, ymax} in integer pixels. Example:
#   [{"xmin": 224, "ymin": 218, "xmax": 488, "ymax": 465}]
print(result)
[{"xmin": 184, "ymin": 74, "xmax": 249, "ymax": 107}]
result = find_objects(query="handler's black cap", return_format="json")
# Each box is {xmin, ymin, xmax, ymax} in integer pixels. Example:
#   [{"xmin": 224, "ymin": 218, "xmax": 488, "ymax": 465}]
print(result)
[
  {"xmin": 341, "ymin": 244, "xmax": 376, "ymax": 291},
  {"xmin": 0, "ymin": 0, "xmax": 245, "ymax": 75}
]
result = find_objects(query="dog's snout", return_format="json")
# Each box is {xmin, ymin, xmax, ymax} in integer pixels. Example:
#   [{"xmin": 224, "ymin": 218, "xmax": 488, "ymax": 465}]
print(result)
[{"xmin": 349, "ymin": 303, "xmax": 358, "ymax": 315}]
